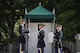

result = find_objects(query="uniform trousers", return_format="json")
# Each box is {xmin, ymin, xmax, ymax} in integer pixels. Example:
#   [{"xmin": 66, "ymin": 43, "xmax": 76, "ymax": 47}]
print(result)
[{"xmin": 38, "ymin": 48, "xmax": 44, "ymax": 53}]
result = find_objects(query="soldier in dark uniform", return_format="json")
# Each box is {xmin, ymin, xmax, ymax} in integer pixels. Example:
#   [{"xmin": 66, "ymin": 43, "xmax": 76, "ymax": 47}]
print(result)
[
  {"xmin": 54, "ymin": 25, "xmax": 63, "ymax": 53},
  {"xmin": 37, "ymin": 24, "xmax": 45, "ymax": 53},
  {"xmin": 18, "ymin": 19, "xmax": 26, "ymax": 53}
]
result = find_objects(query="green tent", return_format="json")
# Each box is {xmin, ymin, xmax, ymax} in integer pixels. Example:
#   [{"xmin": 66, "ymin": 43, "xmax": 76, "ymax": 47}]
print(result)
[{"xmin": 25, "ymin": 5, "xmax": 54, "ymax": 22}]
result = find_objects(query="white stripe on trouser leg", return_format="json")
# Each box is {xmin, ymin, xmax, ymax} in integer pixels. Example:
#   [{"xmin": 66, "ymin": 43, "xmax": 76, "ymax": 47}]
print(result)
[
  {"xmin": 58, "ymin": 48, "xmax": 61, "ymax": 53},
  {"xmin": 40, "ymin": 48, "xmax": 42, "ymax": 53},
  {"xmin": 21, "ymin": 51, "xmax": 23, "ymax": 53},
  {"xmin": 20, "ymin": 43, "xmax": 22, "ymax": 53},
  {"xmin": 39, "ymin": 48, "xmax": 42, "ymax": 53}
]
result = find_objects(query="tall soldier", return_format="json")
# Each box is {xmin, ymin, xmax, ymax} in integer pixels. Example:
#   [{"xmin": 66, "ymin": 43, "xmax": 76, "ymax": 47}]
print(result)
[
  {"xmin": 37, "ymin": 24, "xmax": 46, "ymax": 53},
  {"xmin": 18, "ymin": 19, "xmax": 26, "ymax": 53},
  {"xmin": 54, "ymin": 24, "xmax": 63, "ymax": 53}
]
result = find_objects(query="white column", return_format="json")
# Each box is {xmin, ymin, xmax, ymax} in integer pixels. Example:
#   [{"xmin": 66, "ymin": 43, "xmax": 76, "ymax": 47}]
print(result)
[
  {"xmin": 24, "ymin": 8, "xmax": 28, "ymax": 53},
  {"xmin": 52, "ymin": 8, "xmax": 56, "ymax": 33},
  {"xmin": 52, "ymin": 8, "xmax": 56, "ymax": 53}
]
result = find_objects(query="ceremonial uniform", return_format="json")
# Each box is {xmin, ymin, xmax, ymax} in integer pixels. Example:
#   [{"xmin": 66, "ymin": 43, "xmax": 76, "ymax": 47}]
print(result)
[
  {"xmin": 54, "ymin": 30, "xmax": 63, "ymax": 53},
  {"xmin": 18, "ymin": 36, "xmax": 26, "ymax": 51},
  {"xmin": 37, "ymin": 29, "xmax": 45, "ymax": 53},
  {"xmin": 18, "ymin": 24, "xmax": 26, "ymax": 53}
]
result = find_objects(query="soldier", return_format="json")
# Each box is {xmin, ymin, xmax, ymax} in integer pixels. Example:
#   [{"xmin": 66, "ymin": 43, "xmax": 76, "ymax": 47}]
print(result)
[
  {"xmin": 37, "ymin": 24, "xmax": 46, "ymax": 53},
  {"xmin": 18, "ymin": 19, "xmax": 26, "ymax": 53},
  {"xmin": 54, "ymin": 24, "xmax": 63, "ymax": 53},
  {"xmin": 18, "ymin": 19, "xmax": 30, "ymax": 53}
]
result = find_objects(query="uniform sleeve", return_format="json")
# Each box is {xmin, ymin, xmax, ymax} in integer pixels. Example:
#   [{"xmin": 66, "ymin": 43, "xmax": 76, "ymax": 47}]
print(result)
[
  {"xmin": 58, "ymin": 31, "xmax": 63, "ymax": 39},
  {"xmin": 38, "ymin": 30, "xmax": 45, "ymax": 40},
  {"xmin": 19, "ymin": 25, "xmax": 22, "ymax": 34}
]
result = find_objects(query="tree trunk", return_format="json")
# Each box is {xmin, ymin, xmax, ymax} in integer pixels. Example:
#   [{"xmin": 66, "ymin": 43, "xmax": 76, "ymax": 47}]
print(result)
[
  {"xmin": 7, "ymin": 23, "xmax": 15, "ymax": 53},
  {"xmin": 7, "ymin": 43, "xmax": 13, "ymax": 53}
]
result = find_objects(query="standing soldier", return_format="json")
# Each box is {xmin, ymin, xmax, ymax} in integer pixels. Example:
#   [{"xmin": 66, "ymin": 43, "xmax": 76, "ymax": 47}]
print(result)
[
  {"xmin": 37, "ymin": 24, "xmax": 46, "ymax": 53},
  {"xmin": 54, "ymin": 24, "xmax": 63, "ymax": 53},
  {"xmin": 18, "ymin": 19, "xmax": 26, "ymax": 53}
]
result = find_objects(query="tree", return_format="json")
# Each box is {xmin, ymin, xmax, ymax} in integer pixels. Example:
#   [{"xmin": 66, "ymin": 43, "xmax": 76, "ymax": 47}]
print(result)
[
  {"xmin": 55, "ymin": 0, "xmax": 80, "ymax": 42},
  {"xmin": 0, "ymin": 0, "xmax": 26, "ymax": 40},
  {"xmin": 0, "ymin": 0, "xmax": 26, "ymax": 52}
]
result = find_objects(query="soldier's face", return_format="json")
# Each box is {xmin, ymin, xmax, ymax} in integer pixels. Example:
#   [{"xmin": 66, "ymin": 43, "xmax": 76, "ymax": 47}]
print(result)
[
  {"xmin": 56, "ymin": 27, "xmax": 62, "ymax": 31},
  {"xmin": 39, "ymin": 25, "xmax": 43, "ymax": 29},
  {"xmin": 56, "ymin": 27, "xmax": 59, "ymax": 30}
]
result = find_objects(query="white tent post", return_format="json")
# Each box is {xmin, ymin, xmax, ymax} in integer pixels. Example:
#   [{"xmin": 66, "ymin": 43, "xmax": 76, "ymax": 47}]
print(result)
[
  {"xmin": 24, "ymin": 8, "xmax": 29, "ymax": 53},
  {"xmin": 51, "ymin": 8, "xmax": 56, "ymax": 32},
  {"xmin": 25, "ymin": 18, "xmax": 28, "ymax": 53},
  {"xmin": 51, "ymin": 17, "xmax": 53, "ymax": 53},
  {"xmin": 26, "ymin": 18, "xmax": 30, "ymax": 53},
  {"xmin": 24, "ymin": 19, "xmax": 27, "ymax": 53},
  {"xmin": 52, "ymin": 8, "xmax": 56, "ymax": 53}
]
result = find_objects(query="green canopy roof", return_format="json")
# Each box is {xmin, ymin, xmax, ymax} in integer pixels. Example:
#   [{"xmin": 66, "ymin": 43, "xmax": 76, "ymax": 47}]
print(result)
[{"xmin": 25, "ymin": 5, "xmax": 54, "ymax": 22}]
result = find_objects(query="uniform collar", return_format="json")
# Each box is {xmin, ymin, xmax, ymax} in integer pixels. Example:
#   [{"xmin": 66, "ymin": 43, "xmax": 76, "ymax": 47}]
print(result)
[
  {"xmin": 57, "ymin": 30, "xmax": 61, "ymax": 32},
  {"xmin": 39, "ymin": 28, "xmax": 44, "ymax": 31}
]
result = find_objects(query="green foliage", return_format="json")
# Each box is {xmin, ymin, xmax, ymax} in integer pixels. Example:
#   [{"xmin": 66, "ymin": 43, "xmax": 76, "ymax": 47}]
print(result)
[
  {"xmin": 55, "ymin": 0, "xmax": 80, "ymax": 42},
  {"xmin": 57, "ymin": 10, "xmax": 75, "ymax": 23},
  {"xmin": 0, "ymin": 0, "xmax": 26, "ymax": 44},
  {"xmin": 56, "ymin": 10, "xmax": 76, "ymax": 42}
]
